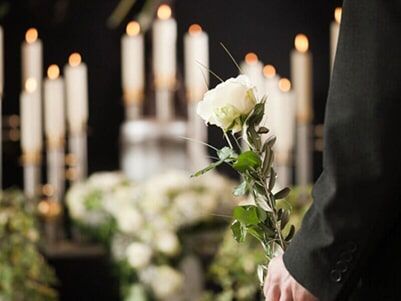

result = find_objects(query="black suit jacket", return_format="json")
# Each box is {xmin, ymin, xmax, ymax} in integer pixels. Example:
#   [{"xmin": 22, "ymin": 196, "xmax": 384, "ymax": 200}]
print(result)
[{"xmin": 283, "ymin": 0, "xmax": 401, "ymax": 300}]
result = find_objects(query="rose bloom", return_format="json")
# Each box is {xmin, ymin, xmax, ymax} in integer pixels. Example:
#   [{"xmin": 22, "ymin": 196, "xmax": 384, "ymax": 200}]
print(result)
[{"xmin": 197, "ymin": 75, "xmax": 256, "ymax": 133}]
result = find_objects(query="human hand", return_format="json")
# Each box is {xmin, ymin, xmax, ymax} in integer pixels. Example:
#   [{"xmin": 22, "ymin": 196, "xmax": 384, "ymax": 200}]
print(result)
[{"xmin": 263, "ymin": 255, "xmax": 318, "ymax": 301}]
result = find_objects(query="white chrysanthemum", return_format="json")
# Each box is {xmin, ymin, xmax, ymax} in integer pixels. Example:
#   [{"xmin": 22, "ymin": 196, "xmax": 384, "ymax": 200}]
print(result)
[
  {"xmin": 126, "ymin": 242, "xmax": 153, "ymax": 269},
  {"xmin": 87, "ymin": 172, "xmax": 126, "ymax": 191},
  {"xmin": 154, "ymin": 231, "xmax": 180, "ymax": 256},
  {"xmin": 197, "ymin": 75, "xmax": 256, "ymax": 133},
  {"xmin": 114, "ymin": 207, "xmax": 144, "ymax": 235},
  {"xmin": 140, "ymin": 265, "xmax": 184, "ymax": 300}
]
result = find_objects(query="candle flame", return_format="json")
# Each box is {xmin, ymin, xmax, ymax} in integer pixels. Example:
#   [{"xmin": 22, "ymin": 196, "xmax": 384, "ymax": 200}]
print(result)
[
  {"xmin": 335, "ymin": 7, "xmax": 342, "ymax": 23},
  {"xmin": 25, "ymin": 78, "xmax": 37, "ymax": 93},
  {"xmin": 295, "ymin": 34, "xmax": 309, "ymax": 53},
  {"xmin": 69, "ymin": 52, "xmax": 82, "ymax": 67},
  {"xmin": 263, "ymin": 65, "xmax": 276, "ymax": 78},
  {"xmin": 157, "ymin": 4, "xmax": 172, "ymax": 20},
  {"xmin": 47, "ymin": 64, "xmax": 60, "ymax": 80},
  {"xmin": 126, "ymin": 21, "xmax": 141, "ymax": 36},
  {"xmin": 245, "ymin": 52, "xmax": 258, "ymax": 64},
  {"xmin": 188, "ymin": 24, "xmax": 202, "ymax": 36},
  {"xmin": 278, "ymin": 78, "xmax": 291, "ymax": 92},
  {"xmin": 25, "ymin": 28, "xmax": 38, "ymax": 44}
]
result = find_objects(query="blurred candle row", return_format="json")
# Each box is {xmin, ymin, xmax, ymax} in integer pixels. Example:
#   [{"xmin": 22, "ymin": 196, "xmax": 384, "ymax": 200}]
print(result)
[
  {"xmin": 19, "ymin": 27, "xmax": 88, "ymax": 200},
  {"xmin": 121, "ymin": 4, "xmax": 209, "ymax": 121}
]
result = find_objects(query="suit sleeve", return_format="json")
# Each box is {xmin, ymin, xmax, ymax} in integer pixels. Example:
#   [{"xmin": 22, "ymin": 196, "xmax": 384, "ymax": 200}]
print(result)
[{"xmin": 283, "ymin": 0, "xmax": 401, "ymax": 300}]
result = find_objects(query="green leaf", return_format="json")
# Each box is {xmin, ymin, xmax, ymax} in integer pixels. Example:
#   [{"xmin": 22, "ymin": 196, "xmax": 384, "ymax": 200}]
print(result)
[
  {"xmin": 217, "ymin": 146, "xmax": 236, "ymax": 161},
  {"xmin": 191, "ymin": 147, "xmax": 236, "ymax": 177},
  {"xmin": 247, "ymin": 225, "xmax": 265, "ymax": 242},
  {"xmin": 233, "ymin": 151, "xmax": 262, "ymax": 172},
  {"xmin": 257, "ymin": 126, "xmax": 269, "ymax": 134},
  {"xmin": 233, "ymin": 181, "xmax": 248, "ymax": 196},
  {"xmin": 262, "ymin": 149, "xmax": 274, "ymax": 176},
  {"xmin": 246, "ymin": 101, "xmax": 266, "ymax": 127},
  {"xmin": 285, "ymin": 225, "xmax": 296, "ymax": 241},
  {"xmin": 268, "ymin": 168, "xmax": 276, "ymax": 190},
  {"xmin": 231, "ymin": 220, "xmax": 246, "ymax": 243},
  {"xmin": 274, "ymin": 187, "xmax": 291, "ymax": 200},
  {"xmin": 233, "ymin": 206, "xmax": 260, "ymax": 225}
]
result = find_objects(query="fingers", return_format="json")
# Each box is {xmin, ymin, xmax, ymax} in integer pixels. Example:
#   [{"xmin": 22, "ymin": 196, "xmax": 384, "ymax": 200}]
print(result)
[
  {"xmin": 265, "ymin": 284, "xmax": 280, "ymax": 301},
  {"xmin": 279, "ymin": 290, "xmax": 294, "ymax": 301}
]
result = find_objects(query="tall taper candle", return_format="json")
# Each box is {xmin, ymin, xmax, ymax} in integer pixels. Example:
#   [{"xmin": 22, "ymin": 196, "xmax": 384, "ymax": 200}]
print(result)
[
  {"xmin": 153, "ymin": 4, "xmax": 177, "ymax": 121},
  {"xmin": 291, "ymin": 34, "xmax": 313, "ymax": 190},
  {"xmin": 184, "ymin": 24, "xmax": 209, "ymax": 102},
  {"xmin": 122, "ymin": 21, "xmax": 144, "ymax": 119},
  {"xmin": 64, "ymin": 53, "xmax": 88, "ymax": 134},
  {"xmin": 330, "ymin": 7, "xmax": 342, "ymax": 72},
  {"xmin": 21, "ymin": 78, "xmax": 42, "ymax": 199},
  {"xmin": 22, "ymin": 28, "xmax": 43, "ymax": 87},
  {"xmin": 0, "ymin": 26, "xmax": 4, "ymax": 189},
  {"xmin": 44, "ymin": 65, "xmax": 65, "ymax": 201},
  {"xmin": 275, "ymin": 78, "xmax": 296, "ymax": 188},
  {"xmin": 262, "ymin": 65, "xmax": 280, "ymax": 138},
  {"xmin": 64, "ymin": 53, "xmax": 88, "ymax": 182},
  {"xmin": 184, "ymin": 24, "xmax": 210, "ymax": 170},
  {"xmin": 240, "ymin": 53, "xmax": 265, "ymax": 99}
]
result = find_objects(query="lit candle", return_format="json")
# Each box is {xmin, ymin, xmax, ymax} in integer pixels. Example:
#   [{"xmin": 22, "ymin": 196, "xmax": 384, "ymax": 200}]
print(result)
[
  {"xmin": 21, "ymin": 28, "xmax": 43, "ymax": 87},
  {"xmin": 153, "ymin": 4, "xmax": 177, "ymax": 89},
  {"xmin": 275, "ymin": 78, "xmax": 296, "ymax": 187},
  {"xmin": 21, "ymin": 78, "xmax": 42, "ymax": 154},
  {"xmin": 262, "ymin": 64, "xmax": 280, "ymax": 136},
  {"xmin": 240, "ymin": 52, "xmax": 265, "ymax": 99},
  {"xmin": 330, "ymin": 7, "xmax": 342, "ymax": 72},
  {"xmin": 44, "ymin": 65, "xmax": 65, "ymax": 145},
  {"xmin": 121, "ymin": 21, "xmax": 144, "ymax": 108},
  {"xmin": 0, "ymin": 26, "xmax": 4, "ymax": 96},
  {"xmin": 276, "ymin": 78, "xmax": 296, "ymax": 153},
  {"xmin": 184, "ymin": 24, "xmax": 209, "ymax": 102},
  {"xmin": 291, "ymin": 34, "xmax": 313, "ymax": 188},
  {"xmin": 64, "ymin": 53, "xmax": 88, "ymax": 134},
  {"xmin": 291, "ymin": 34, "xmax": 313, "ymax": 124}
]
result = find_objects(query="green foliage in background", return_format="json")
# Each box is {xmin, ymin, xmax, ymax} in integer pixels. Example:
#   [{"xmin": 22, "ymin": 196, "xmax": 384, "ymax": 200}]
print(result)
[{"xmin": 0, "ymin": 190, "xmax": 58, "ymax": 301}]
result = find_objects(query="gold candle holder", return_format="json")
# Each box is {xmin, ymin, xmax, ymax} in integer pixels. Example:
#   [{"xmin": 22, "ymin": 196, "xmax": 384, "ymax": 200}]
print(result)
[
  {"xmin": 154, "ymin": 75, "xmax": 176, "ymax": 122},
  {"xmin": 123, "ymin": 89, "xmax": 144, "ymax": 121},
  {"xmin": 22, "ymin": 150, "xmax": 41, "ymax": 202}
]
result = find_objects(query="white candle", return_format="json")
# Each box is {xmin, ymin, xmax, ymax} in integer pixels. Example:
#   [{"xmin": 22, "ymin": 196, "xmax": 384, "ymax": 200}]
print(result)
[
  {"xmin": 21, "ymin": 78, "xmax": 42, "ymax": 153},
  {"xmin": 64, "ymin": 53, "xmax": 88, "ymax": 134},
  {"xmin": 184, "ymin": 24, "xmax": 209, "ymax": 102},
  {"xmin": 121, "ymin": 21, "xmax": 144, "ymax": 102},
  {"xmin": 275, "ymin": 78, "xmax": 296, "ymax": 153},
  {"xmin": 240, "ymin": 53, "xmax": 265, "ymax": 99},
  {"xmin": 330, "ymin": 7, "xmax": 342, "ymax": 72},
  {"xmin": 262, "ymin": 65, "xmax": 280, "ymax": 137},
  {"xmin": 0, "ymin": 26, "xmax": 4, "ymax": 96},
  {"xmin": 291, "ymin": 34, "xmax": 313, "ymax": 124},
  {"xmin": 21, "ymin": 28, "xmax": 43, "ymax": 87},
  {"xmin": 44, "ymin": 65, "xmax": 65, "ymax": 143},
  {"xmin": 153, "ymin": 4, "xmax": 177, "ymax": 88}
]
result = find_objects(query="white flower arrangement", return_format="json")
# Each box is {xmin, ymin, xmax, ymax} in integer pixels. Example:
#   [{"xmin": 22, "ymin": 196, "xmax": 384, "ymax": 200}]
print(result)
[{"xmin": 66, "ymin": 170, "xmax": 234, "ymax": 300}]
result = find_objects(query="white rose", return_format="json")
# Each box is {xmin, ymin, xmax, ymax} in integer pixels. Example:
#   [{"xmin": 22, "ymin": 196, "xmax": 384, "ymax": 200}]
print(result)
[
  {"xmin": 126, "ymin": 242, "xmax": 153, "ymax": 269},
  {"xmin": 154, "ymin": 231, "xmax": 180, "ymax": 256},
  {"xmin": 114, "ymin": 207, "xmax": 144, "ymax": 235},
  {"xmin": 197, "ymin": 75, "xmax": 257, "ymax": 132}
]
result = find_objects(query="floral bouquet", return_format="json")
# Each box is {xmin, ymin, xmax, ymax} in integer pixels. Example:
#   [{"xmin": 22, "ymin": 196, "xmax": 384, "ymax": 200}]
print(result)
[
  {"xmin": 193, "ymin": 72, "xmax": 295, "ymax": 284},
  {"xmin": 67, "ymin": 170, "xmax": 235, "ymax": 300}
]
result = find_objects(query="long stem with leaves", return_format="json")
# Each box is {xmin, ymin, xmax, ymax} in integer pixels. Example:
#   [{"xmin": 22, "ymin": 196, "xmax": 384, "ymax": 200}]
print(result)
[{"xmin": 192, "ymin": 98, "xmax": 295, "ymax": 283}]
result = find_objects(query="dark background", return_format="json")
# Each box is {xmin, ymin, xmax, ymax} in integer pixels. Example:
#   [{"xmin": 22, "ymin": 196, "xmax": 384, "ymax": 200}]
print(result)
[{"xmin": 2, "ymin": 0, "xmax": 342, "ymax": 188}]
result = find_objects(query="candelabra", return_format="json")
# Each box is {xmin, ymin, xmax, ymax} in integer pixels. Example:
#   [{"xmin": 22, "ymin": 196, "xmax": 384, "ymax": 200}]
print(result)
[{"xmin": 155, "ymin": 76, "xmax": 176, "ymax": 122}]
